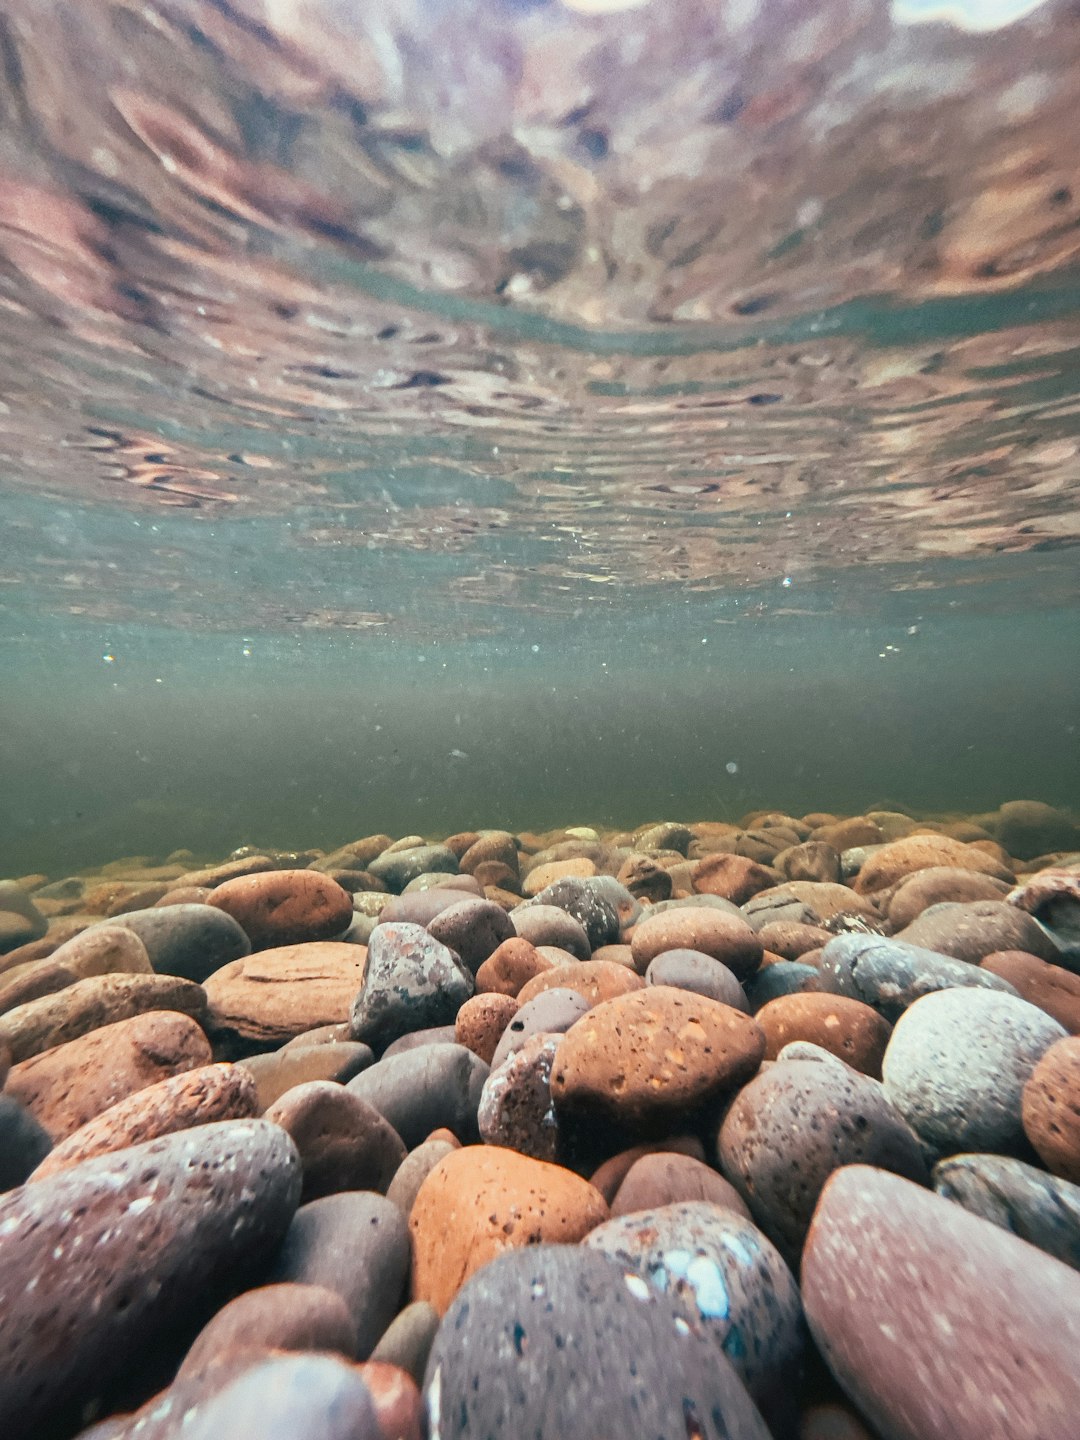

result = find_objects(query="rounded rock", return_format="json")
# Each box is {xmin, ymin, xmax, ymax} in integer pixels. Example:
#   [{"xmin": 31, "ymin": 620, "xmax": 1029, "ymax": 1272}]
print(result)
[
  {"xmin": 630, "ymin": 906, "xmax": 763, "ymax": 982},
  {"xmin": 112, "ymin": 904, "xmax": 251, "ymax": 981},
  {"xmin": 205, "ymin": 943, "xmax": 366, "ymax": 1048},
  {"xmin": 346, "ymin": 1043, "xmax": 489, "ymax": 1148},
  {"xmin": 645, "ymin": 948, "xmax": 749, "ymax": 1010},
  {"xmin": 179, "ymin": 1282, "xmax": 359, "ymax": 1377},
  {"xmin": 350, "ymin": 922, "xmax": 473, "ymax": 1053},
  {"xmin": 1022, "ymin": 1036, "xmax": 1080, "ymax": 1181},
  {"xmin": 755, "ymin": 992, "xmax": 892, "ymax": 1077},
  {"xmin": 264, "ymin": 1080, "xmax": 407, "ymax": 1201}
]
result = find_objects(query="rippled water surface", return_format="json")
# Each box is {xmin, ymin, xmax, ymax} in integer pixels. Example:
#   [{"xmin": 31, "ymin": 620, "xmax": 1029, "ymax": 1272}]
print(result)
[{"xmin": 1, "ymin": 0, "xmax": 1078, "ymax": 870}]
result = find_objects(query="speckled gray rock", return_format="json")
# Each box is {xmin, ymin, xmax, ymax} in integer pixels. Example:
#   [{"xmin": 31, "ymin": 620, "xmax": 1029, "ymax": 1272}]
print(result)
[
  {"xmin": 424, "ymin": 1245, "xmax": 772, "ymax": 1440},
  {"xmin": 525, "ymin": 877, "xmax": 621, "ymax": 950},
  {"xmin": 427, "ymin": 898, "xmax": 515, "ymax": 972},
  {"xmin": 896, "ymin": 900, "xmax": 1062, "ymax": 965},
  {"xmin": 816, "ymin": 933, "xmax": 1017, "ymax": 1022},
  {"xmin": 933, "ymin": 1153, "xmax": 1080, "ymax": 1270},
  {"xmin": 510, "ymin": 904, "xmax": 591, "ymax": 960},
  {"xmin": 717, "ymin": 1057, "xmax": 927, "ymax": 1264},
  {"xmin": 0, "ymin": 1094, "xmax": 52, "ymax": 1189},
  {"xmin": 368, "ymin": 846, "xmax": 459, "ymax": 891},
  {"xmin": 489, "ymin": 987, "xmax": 590, "ymax": 1069},
  {"xmin": 582, "ymin": 875, "xmax": 643, "ymax": 930},
  {"xmin": 882, "ymin": 988, "xmax": 1067, "ymax": 1158},
  {"xmin": 802, "ymin": 1165, "xmax": 1080, "ymax": 1440},
  {"xmin": 347, "ymin": 1043, "xmax": 489, "ymax": 1147},
  {"xmin": 181, "ymin": 1353, "xmax": 382, "ymax": 1440},
  {"xmin": 267, "ymin": 1191, "xmax": 409, "ymax": 1358},
  {"xmin": 584, "ymin": 1201, "xmax": 803, "ymax": 1436},
  {"xmin": 350, "ymin": 922, "xmax": 473, "ymax": 1052},
  {"xmin": 112, "ymin": 904, "xmax": 251, "ymax": 982},
  {"xmin": 0, "ymin": 1120, "xmax": 301, "ymax": 1437},
  {"xmin": 744, "ymin": 961, "xmax": 819, "ymax": 1011},
  {"xmin": 478, "ymin": 1033, "xmax": 562, "ymax": 1162},
  {"xmin": 645, "ymin": 949, "xmax": 748, "ymax": 1010}
]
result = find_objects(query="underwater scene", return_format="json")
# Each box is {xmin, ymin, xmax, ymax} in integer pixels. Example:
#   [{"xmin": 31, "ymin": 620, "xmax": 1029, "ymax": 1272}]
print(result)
[{"xmin": 1, "ymin": 0, "xmax": 1079, "ymax": 1437}]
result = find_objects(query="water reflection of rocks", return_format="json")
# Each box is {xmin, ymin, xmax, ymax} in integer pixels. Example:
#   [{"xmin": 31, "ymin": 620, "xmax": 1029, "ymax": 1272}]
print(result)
[{"xmin": 1, "ymin": 0, "xmax": 1079, "ymax": 632}]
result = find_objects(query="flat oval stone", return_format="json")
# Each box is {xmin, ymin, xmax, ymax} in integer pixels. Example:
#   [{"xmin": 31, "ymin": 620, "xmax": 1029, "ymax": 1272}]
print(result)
[
  {"xmin": 368, "ymin": 846, "xmax": 460, "ymax": 891},
  {"xmin": 179, "ymin": 1283, "xmax": 358, "ymax": 1377},
  {"xmin": 268, "ymin": 1191, "xmax": 410, "ymax": 1358},
  {"xmin": 816, "ymin": 933, "xmax": 1017, "ymax": 1021},
  {"xmin": 427, "ymin": 898, "xmax": 515, "ymax": 972},
  {"xmin": 552, "ymin": 986, "xmax": 765, "ymax": 1130},
  {"xmin": 745, "ymin": 960, "xmax": 819, "ymax": 1011},
  {"xmin": 180, "ymin": 1353, "xmax": 382, "ymax": 1440},
  {"xmin": 264, "ymin": 1081, "xmax": 406, "ymax": 1201},
  {"xmin": 0, "ymin": 971, "xmax": 208, "ymax": 1063},
  {"xmin": 584, "ymin": 1200, "xmax": 803, "ymax": 1434},
  {"xmin": 718, "ymin": 1058, "xmax": 927, "ymax": 1264},
  {"xmin": 645, "ymin": 948, "xmax": 749, "ymax": 1010},
  {"xmin": 350, "ymin": 923, "xmax": 473, "ymax": 1052},
  {"xmin": 0, "ymin": 1120, "xmax": 301, "ymax": 1437},
  {"xmin": 755, "ymin": 992, "xmax": 892, "ymax": 1077},
  {"xmin": 208, "ymin": 870, "xmax": 354, "ymax": 949},
  {"xmin": 29, "ymin": 1062, "xmax": 258, "ymax": 1180},
  {"xmin": 379, "ymin": 887, "xmax": 479, "ymax": 928},
  {"xmin": 852, "ymin": 835, "xmax": 1013, "ymax": 892},
  {"xmin": 933, "ymin": 1153, "xmax": 1080, "ymax": 1270},
  {"xmin": 0, "ymin": 925, "xmax": 151, "ymax": 1008},
  {"xmin": 630, "ymin": 907, "xmax": 763, "ymax": 981},
  {"xmin": 346, "ymin": 1043, "xmax": 489, "ymax": 1148},
  {"xmin": 410, "ymin": 1147, "xmax": 609, "ymax": 1314},
  {"xmin": 882, "ymin": 988, "xmax": 1067, "ymax": 1158},
  {"xmin": 423, "ymin": 1245, "xmax": 772, "ymax": 1440},
  {"xmin": 6, "ymin": 1010, "xmax": 212, "ymax": 1140},
  {"xmin": 204, "ymin": 943, "xmax": 366, "ymax": 1048},
  {"xmin": 474, "ymin": 936, "xmax": 555, "ymax": 996},
  {"xmin": 886, "ymin": 867, "xmax": 1012, "ymax": 930},
  {"xmin": 802, "ymin": 1165, "xmax": 1080, "ymax": 1440},
  {"xmin": 112, "ymin": 905, "xmax": 251, "ymax": 981},
  {"xmin": 1022, "ymin": 1036, "xmax": 1080, "ymax": 1180}
]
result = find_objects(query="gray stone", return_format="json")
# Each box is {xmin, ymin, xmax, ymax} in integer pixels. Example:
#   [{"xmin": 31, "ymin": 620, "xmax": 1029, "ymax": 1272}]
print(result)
[
  {"xmin": 346, "ymin": 1043, "xmax": 489, "ymax": 1147},
  {"xmin": 744, "ymin": 961, "xmax": 819, "ymax": 1012},
  {"xmin": 181, "ymin": 1354, "xmax": 382, "ymax": 1440},
  {"xmin": 645, "ymin": 949, "xmax": 748, "ymax": 1011},
  {"xmin": 427, "ymin": 898, "xmax": 515, "ymax": 972},
  {"xmin": 112, "ymin": 905, "xmax": 251, "ymax": 982},
  {"xmin": 0, "ymin": 1094, "xmax": 52, "ymax": 1190},
  {"xmin": 510, "ymin": 904, "xmax": 591, "ymax": 960},
  {"xmin": 350, "ymin": 922, "xmax": 473, "ymax": 1052},
  {"xmin": 934, "ymin": 1153, "xmax": 1080, "ymax": 1270},
  {"xmin": 522, "ymin": 877, "xmax": 621, "ymax": 949},
  {"xmin": 368, "ymin": 846, "xmax": 459, "ymax": 891},
  {"xmin": 896, "ymin": 900, "xmax": 1063, "ymax": 965},
  {"xmin": 489, "ymin": 987, "xmax": 590, "ymax": 1069},
  {"xmin": 816, "ymin": 933, "xmax": 1017, "ymax": 1022}
]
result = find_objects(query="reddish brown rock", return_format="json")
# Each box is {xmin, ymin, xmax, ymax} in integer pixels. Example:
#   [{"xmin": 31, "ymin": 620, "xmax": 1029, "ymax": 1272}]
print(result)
[
  {"xmin": 204, "ymin": 943, "xmax": 367, "ymax": 1047},
  {"xmin": 0, "ymin": 925, "xmax": 151, "ymax": 1011},
  {"xmin": 355, "ymin": 1362, "xmax": 423, "ymax": 1440},
  {"xmin": 756, "ymin": 993, "xmax": 892, "ymax": 1077},
  {"xmin": 853, "ymin": 835, "xmax": 1013, "ymax": 893},
  {"xmin": 775, "ymin": 841, "xmax": 842, "ymax": 884},
  {"xmin": 552, "ymin": 986, "xmax": 765, "ymax": 1129},
  {"xmin": 516, "ymin": 960, "xmax": 644, "ymax": 1008},
  {"xmin": 691, "ymin": 853, "xmax": 778, "ymax": 903},
  {"xmin": 474, "ymin": 936, "xmax": 555, "ymax": 996},
  {"xmin": 30, "ymin": 1062, "xmax": 258, "ymax": 1179},
  {"xmin": 459, "ymin": 831, "xmax": 519, "ymax": 876},
  {"xmin": 409, "ymin": 1146, "xmax": 609, "ymax": 1313},
  {"xmin": 887, "ymin": 866, "xmax": 1012, "ymax": 929},
  {"xmin": 177, "ymin": 855, "xmax": 278, "ymax": 888},
  {"xmin": 155, "ymin": 885, "xmax": 214, "ymax": 906},
  {"xmin": 1022, "ymin": 1037, "xmax": 1080, "ymax": 1182},
  {"xmin": 265, "ymin": 1081, "xmax": 406, "ymax": 1201},
  {"xmin": 179, "ymin": 1283, "xmax": 359, "ymax": 1378},
  {"xmin": 629, "ymin": 906, "xmax": 763, "ymax": 981},
  {"xmin": 809, "ymin": 817, "xmax": 883, "ymax": 851},
  {"xmin": 454, "ymin": 991, "xmax": 519, "ymax": 1064},
  {"xmin": 610, "ymin": 1151, "xmax": 752, "ymax": 1218},
  {"xmin": 208, "ymin": 870, "xmax": 353, "ymax": 949},
  {"xmin": 802, "ymin": 1165, "xmax": 1080, "ymax": 1440},
  {"xmin": 617, "ymin": 854, "xmax": 673, "ymax": 903},
  {"xmin": 241, "ymin": 1041, "xmax": 374, "ymax": 1110},
  {"xmin": 6, "ymin": 1009, "xmax": 212, "ymax": 1140},
  {"xmin": 589, "ymin": 1136, "xmax": 707, "ymax": 1203},
  {"xmin": 981, "ymin": 951, "xmax": 1080, "ymax": 1033},
  {"xmin": 756, "ymin": 921, "xmax": 833, "ymax": 960},
  {"xmin": 522, "ymin": 857, "xmax": 598, "ymax": 896},
  {"xmin": 0, "ymin": 971, "xmax": 207, "ymax": 1064}
]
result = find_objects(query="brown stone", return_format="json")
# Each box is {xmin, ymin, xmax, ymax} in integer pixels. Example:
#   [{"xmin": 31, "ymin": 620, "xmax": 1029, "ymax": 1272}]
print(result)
[
  {"xmin": 853, "ymin": 835, "xmax": 1013, "ymax": 893},
  {"xmin": 981, "ymin": 951, "xmax": 1080, "ymax": 1033},
  {"xmin": 552, "ymin": 986, "xmax": 765, "ymax": 1129},
  {"xmin": 592, "ymin": 943, "xmax": 637, "ymax": 969},
  {"xmin": 802, "ymin": 1165, "xmax": 1080, "ymax": 1440},
  {"xmin": 5, "ymin": 1010, "xmax": 213, "ymax": 1140},
  {"xmin": 29, "ymin": 1062, "xmax": 259, "ymax": 1180},
  {"xmin": 516, "ymin": 960, "xmax": 644, "ymax": 1008},
  {"xmin": 240, "ymin": 1041, "xmax": 374, "ymax": 1110},
  {"xmin": 454, "ymin": 992, "xmax": 519, "ymax": 1064},
  {"xmin": 756, "ymin": 921, "xmax": 833, "ymax": 960},
  {"xmin": 177, "ymin": 855, "xmax": 278, "ymax": 888},
  {"xmin": 616, "ymin": 854, "xmax": 673, "ymax": 903},
  {"xmin": 265, "ymin": 1081, "xmax": 406, "ymax": 1201},
  {"xmin": 630, "ymin": 906, "xmax": 764, "ymax": 981},
  {"xmin": 204, "ymin": 943, "xmax": 367, "ymax": 1046},
  {"xmin": 0, "ymin": 919, "xmax": 90, "ymax": 973},
  {"xmin": 474, "ymin": 936, "xmax": 555, "ymax": 996},
  {"xmin": 0, "ymin": 972, "xmax": 208, "ymax": 1063},
  {"xmin": 409, "ymin": 1146, "xmax": 609, "ymax": 1313},
  {"xmin": 1022, "ymin": 1037, "xmax": 1080, "ymax": 1181},
  {"xmin": 756, "ymin": 992, "xmax": 892, "ymax": 1077},
  {"xmin": 459, "ymin": 831, "xmax": 519, "ymax": 876},
  {"xmin": 355, "ymin": 1361, "xmax": 423, "ymax": 1440},
  {"xmin": 749, "ymin": 882, "xmax": 880, "ymax": 925},
  {"xmin": 610, "ymin": 1151, "xmax": 752, "ymax": 1218},
  {"xmin": 208, "ymin": 870, "xmax": 354, "ymax": 949},
  {"xmin": 887, "ymin": 866, "xmax": 1012, "ymax": 929},
  {"xmin": 690, "ymin": 853, "xmax": 777, "ymax": 903},
  {"xmin": 155, "ymin": 885, "xmax": 215, "ymax": 906},
  {"xmin": 809, "ymin": 817, "xmax": 883, "ymax": 850},
  {"xmin": 588, "ymin": 1136, "xmax": 707, "ymax": 1203},
  {"xmin": 775, "ymin": 842, "xmax": 842, "ymax": 884},
  {"xmin": 179, "ymin": 1283, "xmax": 358, "ymax": 1378},
  {"xmin": 522, "ymin": 857, "xmax": 598, "ymax": 896},
  {"xmin": 798, "ymin": 1403, "xmax": 877, "ymax": 1440}
]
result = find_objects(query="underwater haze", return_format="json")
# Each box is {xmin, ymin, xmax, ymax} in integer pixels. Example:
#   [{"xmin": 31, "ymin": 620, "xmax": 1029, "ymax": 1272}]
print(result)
[{"xmin": 1, "ymin": 0, "xmax": 1079, "ymax": 874}]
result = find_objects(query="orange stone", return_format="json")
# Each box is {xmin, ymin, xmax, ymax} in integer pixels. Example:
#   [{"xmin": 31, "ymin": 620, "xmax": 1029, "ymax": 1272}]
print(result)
[
  {"xmin": 755, "ymin": 992, "xmax": 892, "ymax": 1077},
  {"xmin": 516, "ymin": 960, "xmax": 644, "ymax": 1008}
]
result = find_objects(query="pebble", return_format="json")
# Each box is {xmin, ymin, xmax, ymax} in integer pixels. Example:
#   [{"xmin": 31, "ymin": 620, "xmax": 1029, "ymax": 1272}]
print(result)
[
  {"xmin": 423, "ymin": 1245, "xmax": 772, "ymax": 1440},
  {"xmin": 551, "ymin": 985, "xmax": 765, "ymax": 1130},
  {"xmin": 882, "ymin": 987, "xmax": 1067, "ymax": 1158},
  {"xmin": 516, "ymin": 958, "xmax": 643, "ymax": 1006},
  {"xmin": 690, "ymin": 852, "xmax": 778, "ymax": 902},
  {"xmin": 933, "ymin": 1152, "xmax": 1080, "ymax": 1269},
  {"xmin": 802, "ymin": 1165, "xmax": 1080, "ymax": 1440},
  {"xmin": 268, "ymin": 1191, "xmax": 409, "ymax": 1358},
  {"xmin": 474, "ymin": 935, "xmax": 555, "ymax": 995},
  {"xmin": 6, "ymin": 1009, "xmax": 212, "ymax": 1140},
  {"xmin": 111, "ymin": 903, "xmax": 251, "ymax": 980},
  {"xmin": 178, "ymin": 1282, "xmax": 358, "ymax": 1377},
  {"xmin": 264, "ymin": 1080, "xmax": 407, "ymax": 1201},
  {"xmin": 589, "ymin": 1136, "xmax": 707, "ymax": 1202},
  {"xmin": 459, "ymin": 831, "xmax": 519, "ymax": 876},
  {"xmin": 346, "ymin": 1042, "xmax": 489, "ymax": 1147},
  {"xmin": 815, "ymin": 932, "xmax": 1017, "ymax": 1021},
  {"xmin": 0, "ymin": 971, "xmax": 207, "ymax": 1063},
  {"xmin": 350, "ymin": 921, "xmax": 473, "ymax": 1052},
  {"xmin": 0, "ymin": 1094, "xmax": 52, "ymax": 1189},
  {"xmin": 1022, "ymin": 1035, "xmax": 1080, "ymax": 1180},
  {"xmin": 645, "ymin": 947, "xmax": 749, "ymax": 1009},
  {"xmin": 617, "ymin": 853, "xmax": 673, "ymax": 902},
  {"xmin": 608, "ymin": 1149, "xmax": 748, "ymax": 1217},
  {"xmin": 718, "ymin": 1057, "xmax": 927, "ymax": 1263},
  {"xmin": 477, "ymin": 1032, "xmax": 562, "ymax": 1161},
  {"xmin": 489, "ymin": 986, "xmax": 590, "ymax": 1068},
  {"xmin": 30, "ymin": 1062, "xmax": 258, "ymax": 1180},
  {"xmin": 386, "ymin": 1137, "xmax": 459, "ymax": 1215},
  {"xmin": 584, "ymin": 1200, "xmax": 803, "ymax": 1434},
  {"xmin": 630, "ymin": 905, "xmax": 764, "ymax": 981},
  {"xmin": 0, "ymin": 1120, "xmax": 301, "ymax": 1437},
  {"xmin": 1007, "ymin": 867, "xmax": 1080, "ymax": 966},
  {"xmin": 207, "ymin": 869, "xmax": 353, "ymax": 949},
  {"xmin": 755, "ymin": 992, "xmax": 892, "ymax": 1077},
  {"xmin": 178, "ymin": 1353, "xmax": 383, "ymax": 1440},
  {"xmin": 381, "ymin": 1023, "xmax": 458, "ymax": 1054},
  {"xmin": 204, "ymin": 942, "xmax": 366, "ymax": 1049},
  {"xmin": 453, "ymin": 991, "xmax": 518, "ymax": 1063},
  {"xmin": 981, "ymin": 949, "xmax": 1080, "ymax": 1031},
  {"xmin": 744, "ymin": 959, "xmax": 819, "ymax": 1010},
  {"xmin": 852, "ymin": 834, "xmax": 1013, "ymax": 892},
  {"xmin": 754, "ymin": 920, "xmax": 832, "ymax": 959},
  {"xmin": 896, "ymin": 898, "xmax": 1062, "ymax": 964},
  {"xmin": 885, "ymin": 866, "xmax": 1012, "ymax": 929},
  {"xmin": 0, "ymin": 924, "xmax": 151, "ymax": 1009},
  {"xmin": 240, "ymin": 1040, "xmax": 374, "ymax": 1109},
  {"xmin": 775, "ymin": 841, "xmax": 842, "ymax": 884},
  {"xmin": 521, "ymin": 879, "xmax": 621, "ymax": 950},
  {"xmin": 510, "ymin": 903, "xmax": 591, "ymax": 959},
  {"xmin": 370, "ymin": 1300, "xmax": 440, "ymax": 1384},
  {"xmin": 427, "ymin": 897, "xmax": 515, "ymax": 971},
  {"xmin": 368, "ymin": 845, "xmax": 460, "ymax": 890},
  {"xmin": 410, "ymin": 1146, "xmax": 610, "ymax": 1314},
  {"xmin": 743, "ymin": 881, "xmax": 879, "ymax": 927}
]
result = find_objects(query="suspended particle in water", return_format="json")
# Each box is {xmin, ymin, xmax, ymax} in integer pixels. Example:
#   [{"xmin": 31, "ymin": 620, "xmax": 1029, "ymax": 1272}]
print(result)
[
  {"xmin": 531, "ymin": 644, "xmax": 540, "ymax": 653},
  {"xmin": 781, "ymin": 575, "xmax": 793, "ymax": 588},
  {"xmin": 102, "ymin": 652, "xmax": 115, "ymax": 664},
  {"xmin": 726, "ymin": 761, "xmax": 739, "ymax": 775},
  {"xmin": 241, "ymin": 646, "xmax": 252, "ymax": 657}
]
